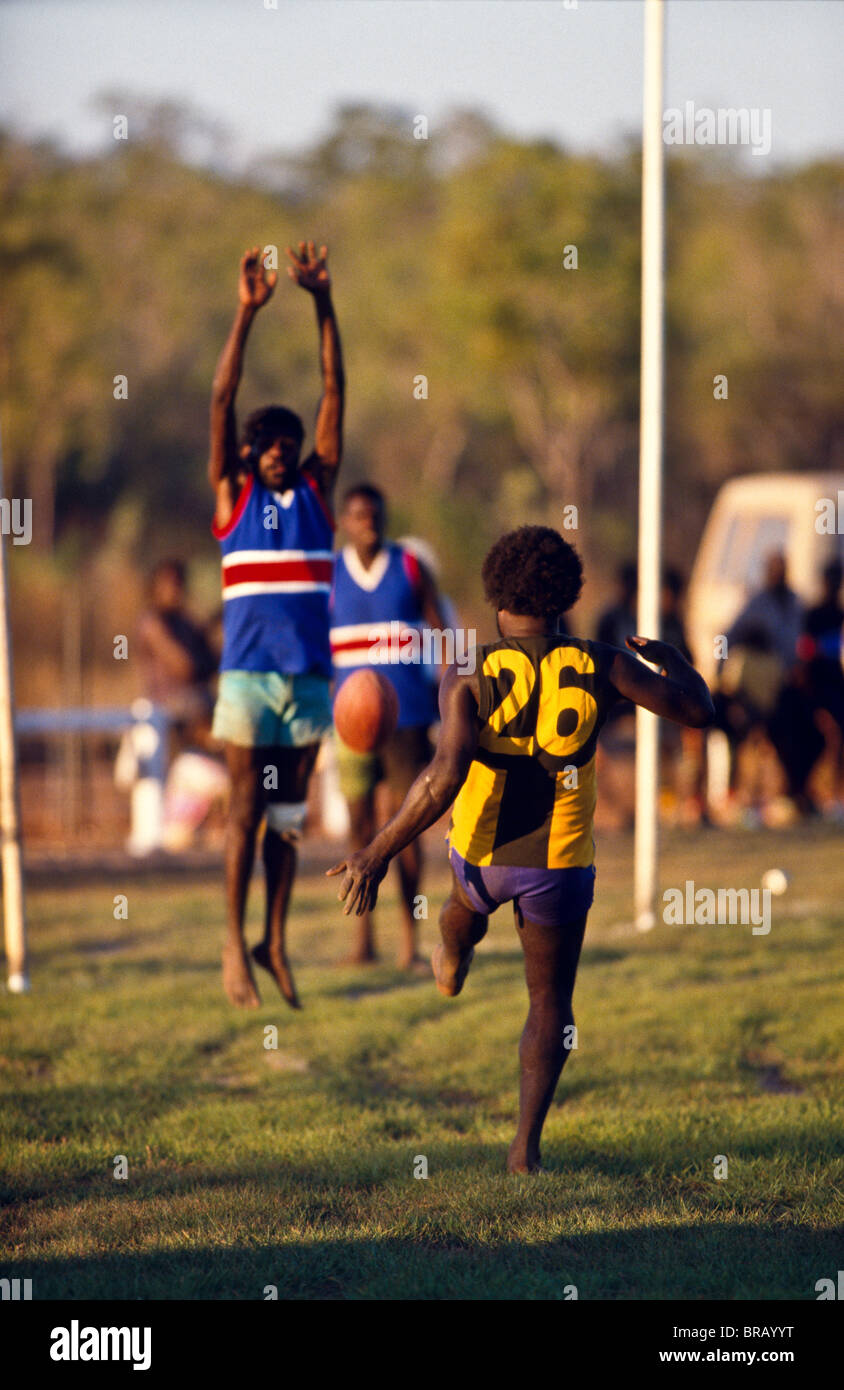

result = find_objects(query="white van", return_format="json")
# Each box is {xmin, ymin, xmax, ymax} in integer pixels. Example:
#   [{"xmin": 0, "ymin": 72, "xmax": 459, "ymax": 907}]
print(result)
[{"xmin": 686, "ymin": 472, "xmax": 844, "ymax": 680}]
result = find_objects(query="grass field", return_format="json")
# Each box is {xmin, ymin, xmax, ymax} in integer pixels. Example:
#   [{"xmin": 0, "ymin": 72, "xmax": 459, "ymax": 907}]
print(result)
[{"xmin": 2, "ymin": 823, "xmax": 843, "ymax": 1301}]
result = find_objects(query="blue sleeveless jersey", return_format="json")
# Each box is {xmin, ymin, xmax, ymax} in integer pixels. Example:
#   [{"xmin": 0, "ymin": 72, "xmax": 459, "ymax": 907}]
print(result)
[
  {"xmin": 214, "ymin": 471, "xmax": 334, "ymax": 676},
  {"xmin": 330, "ymin": 544, "xmax": 438, "ymax": 729}
]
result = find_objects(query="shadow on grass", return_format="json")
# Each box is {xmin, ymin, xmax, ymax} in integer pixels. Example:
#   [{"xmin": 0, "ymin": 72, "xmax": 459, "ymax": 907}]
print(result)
[
  {"xmin": 319, "ymin": 973, "xmax": 438, "ymax": 1000},
  {"xmin": 8, "ymin": 1222, "xmax": 839, "ymax": 1300},
  {"xmin": 5, "ymin": 1107, "xmax": 842, "ymax": 1209}
]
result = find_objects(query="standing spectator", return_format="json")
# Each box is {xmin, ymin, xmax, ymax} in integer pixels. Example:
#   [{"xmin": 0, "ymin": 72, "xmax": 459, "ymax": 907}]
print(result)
[
  {"xmin": 724, "ymin": 552, "xmax": 821, "ymax": 815},
  {"xmin": 596, "ymin": 562, "xmax": 638, "ymax": 736},
  {"xmin": 660, "ymin": 568, "xmax": 705, "ymax": 822},
  {"xmin": 660, "ymin": 567, "xmax": 693, "ymax": 661},
  {"xmin": 597, "ymin": 561, "xmax": 638, "ymax": 650},
  {"xmin": 801, "ymin": 560, "xmax": 844, "ymax": 726},
  {"xmin": 134, "ymin": 559, "xmax": 226, "ymax": 851},
  {"xmin": 798, "ymin": 560, "xmax": 844, "ymax": 808},
  {"xmin": 725, "ymin": 552, "xmax": 803, "ymax": 670},
  {"xmin": 137, "ymin": 559, "xmax": 217, "ymax": 737}
]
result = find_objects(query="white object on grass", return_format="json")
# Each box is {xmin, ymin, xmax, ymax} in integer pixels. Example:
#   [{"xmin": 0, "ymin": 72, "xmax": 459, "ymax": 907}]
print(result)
[{"xmin": 761, "ymin": 869, "xmax": 789, "ymax": 896}]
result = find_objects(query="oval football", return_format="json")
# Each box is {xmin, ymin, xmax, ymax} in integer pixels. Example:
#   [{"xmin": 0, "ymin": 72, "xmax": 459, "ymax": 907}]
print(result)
[{"xmin": 333, "ymin": 668, "xmax": 400, "ymax": 753}]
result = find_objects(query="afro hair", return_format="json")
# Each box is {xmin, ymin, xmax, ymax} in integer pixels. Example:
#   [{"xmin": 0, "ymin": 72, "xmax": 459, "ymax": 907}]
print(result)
[{"xmin": 482, "ymin": 526, "xmax": 584, "ymax": 622}]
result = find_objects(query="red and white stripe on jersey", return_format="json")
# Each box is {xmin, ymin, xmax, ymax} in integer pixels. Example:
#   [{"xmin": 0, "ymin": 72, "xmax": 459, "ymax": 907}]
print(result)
[
  {"xmin": 330, "ymin": 620, "xmax": 421, "ymax": 669},
  {"xmin": 222, "ymin": 549, "xmax": 334, "ymax": 601}
]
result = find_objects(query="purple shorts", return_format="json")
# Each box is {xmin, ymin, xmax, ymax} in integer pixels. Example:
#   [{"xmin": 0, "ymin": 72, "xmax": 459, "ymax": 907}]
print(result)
[{"xmin": 449, "ymin": 849, "xmax": 595, "ymax": 928}]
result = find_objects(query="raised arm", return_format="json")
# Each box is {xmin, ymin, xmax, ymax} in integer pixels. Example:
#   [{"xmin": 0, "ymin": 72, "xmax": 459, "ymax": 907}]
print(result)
[
  {"xmin": 286, "ymin": 241, "xmax": 345, "ymax": 501},
  {"xmin": 209, "ymin": 248, "xmax": 277, "ymax": 529},
  {"xmin": 609, "ymin": 636, "xmax": 715, "ymax": 728},
  {"xmin": 327, "ymin": 666, "xmax": 479, "ymax": 916}
]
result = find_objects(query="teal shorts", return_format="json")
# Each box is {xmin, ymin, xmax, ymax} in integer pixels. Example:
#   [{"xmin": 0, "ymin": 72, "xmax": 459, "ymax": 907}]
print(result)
[{"xmin": 212, "ymin": 671, "xmax": 332, "ymax": 749}]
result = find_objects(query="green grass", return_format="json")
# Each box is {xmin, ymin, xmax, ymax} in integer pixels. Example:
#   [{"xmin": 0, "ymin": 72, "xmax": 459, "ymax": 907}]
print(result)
[{"xmin": 2, "ymin": 823, "xmax": 843, "ymax": 1300}]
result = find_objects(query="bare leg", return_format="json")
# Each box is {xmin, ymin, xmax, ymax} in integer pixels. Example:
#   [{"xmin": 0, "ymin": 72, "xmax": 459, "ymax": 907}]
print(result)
[
  {"xmin": 221, "ymin": 743, "xmax": 265, "ymax": 1008},
  {"xmin": 253, "ymin": 832, "xmax": 301, "ymax": 1009},
  {"xmin": 507, "ymin": 913, "xmax": 588, "ymax": 1175},
  {"xmin": 431, "ymin": 866, "xmax": 488, "ymax": 996},
  {"xmin": 252, "ymin": 743, "xmax": 319, "ymax": 1008},
  {"xmin": 342, "ymin": 793, "xmax": 379, "ymax": 963}
]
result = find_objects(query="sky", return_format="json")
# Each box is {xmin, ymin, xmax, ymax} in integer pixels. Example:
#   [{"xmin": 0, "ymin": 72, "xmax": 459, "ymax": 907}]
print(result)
[{"xmin": 0, "ymin": 0, "xmax": 842, "ymax": 169}]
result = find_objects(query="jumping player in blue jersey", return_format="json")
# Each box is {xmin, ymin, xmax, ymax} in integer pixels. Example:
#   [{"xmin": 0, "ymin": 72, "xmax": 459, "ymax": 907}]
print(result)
[
  {"xmin": 330, "ymin": 485, "xmax": 447, "ymax": 968},
  {"xmin": 209, "ymin": 242, "xmax": 344, "ymax": 1009}
]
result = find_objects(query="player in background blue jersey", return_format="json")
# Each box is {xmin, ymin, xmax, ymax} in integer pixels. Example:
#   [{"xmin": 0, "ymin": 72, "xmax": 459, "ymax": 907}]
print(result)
[
  {"xmin": 209, "ymin": 243, "xmax": 344, "ymax": 1009},
  {"xmin": 330, "ymin": 485, "xmax": 448, "ymax": 968}
]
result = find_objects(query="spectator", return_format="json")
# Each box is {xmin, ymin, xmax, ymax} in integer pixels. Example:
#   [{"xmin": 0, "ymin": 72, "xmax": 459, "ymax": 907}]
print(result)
[
  {"xmin": 800, "ymin": 560, "xmax": 844, "ymax": 728},
  {"xmin": 137, "ymin": 559, "xmax": 218, "ymax": 735},
  {"xmin": 134, "ymin": 559, "xmax": 227, "ymax": 850},
  {"xmin": 596, "ymin": 561, "xmax": 638, "ymax": 735},
  {"xmin": 597, "ymin": 561, "xmax": 637, "ymax": 649},
  {"xmin": 660, "ymin": 568, "xmax": 706, "ymax": 822},
  {"xmin": 797, "ymin": 560, "xmax": 844, "ymax": 810},
  {"xmin": 725, "ymin": 551, "xmax": 803, "ymax": 670},
  {"xmin": 661, "ymin": 567, "xmax": 693, "ymax": 662},
  {"xmin": 720, "ymin": 553, "xmax": 821, "ymax": 816}
]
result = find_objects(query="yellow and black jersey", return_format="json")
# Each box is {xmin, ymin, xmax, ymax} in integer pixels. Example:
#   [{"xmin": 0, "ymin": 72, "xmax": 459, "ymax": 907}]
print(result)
[{"xmin": 449, "ymin": 635, "xmax": 615, "ymax": 870}]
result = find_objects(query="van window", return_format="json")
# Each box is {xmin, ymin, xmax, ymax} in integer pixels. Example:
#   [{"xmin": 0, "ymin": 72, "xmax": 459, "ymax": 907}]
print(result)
[{"xmin": 717, "ymin": 514, "xmax": 790, "ymax": 591}]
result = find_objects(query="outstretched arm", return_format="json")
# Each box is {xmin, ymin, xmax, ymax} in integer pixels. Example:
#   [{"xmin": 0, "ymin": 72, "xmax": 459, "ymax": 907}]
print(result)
[
  {"xmin": 609, "ymin": 637, "xmax": 715, "ymax": 727},
  {"xmin": 209, "ymin": 247, "xmax": 277, "ymax": 529},
  {"xmin": 287, "ymin": 241, "xmax": 345, "ymax": 501},
  {"xmin": 327, "ymin": 667, "xmax": 479, "ymax": 915}
]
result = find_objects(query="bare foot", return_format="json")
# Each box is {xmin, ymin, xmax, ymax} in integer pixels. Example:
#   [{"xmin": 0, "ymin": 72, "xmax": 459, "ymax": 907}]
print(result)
[
  {"xmin": 506, "ymin": 1140, "xmax": 544, "ymax": 1175},
  {"xmin": 431, "ymin": 942, "xmax": 474, "ymax": 997},
  {"xmin": 251, "ymin": 942, "xmax": 302, "ymax": 1010},
  {"xmin": 222, "ymin": 943, "xmax": 261, "ymax": 1009}
]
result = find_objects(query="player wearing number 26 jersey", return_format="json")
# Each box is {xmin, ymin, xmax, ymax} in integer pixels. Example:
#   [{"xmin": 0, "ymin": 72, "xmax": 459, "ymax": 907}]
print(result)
[
  {"xmin": 449, "ymin": 635, "xmax": 612, "ymax": 872},
  {"xmin": 328, "ymin": 526, "xmax": 714, "ymax": 1175}
]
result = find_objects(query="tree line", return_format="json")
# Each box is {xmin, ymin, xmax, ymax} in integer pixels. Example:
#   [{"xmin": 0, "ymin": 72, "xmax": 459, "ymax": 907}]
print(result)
[{"xmin": 1, "ymin": 100, "xmax": 841, "ymax": 626}]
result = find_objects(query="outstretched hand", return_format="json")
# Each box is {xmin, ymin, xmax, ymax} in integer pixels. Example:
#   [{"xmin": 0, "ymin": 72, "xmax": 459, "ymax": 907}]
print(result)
[
  {"xmin": 238, "ymin": 246, "xmax": 277, "ymax": 308},
  {"xmin": 286, "ymin": 240, "xmax": 331, "ymax": 294},
  {"xmin": 326, "ymin": 847, "xmax": 388, "ymax": 916}
]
